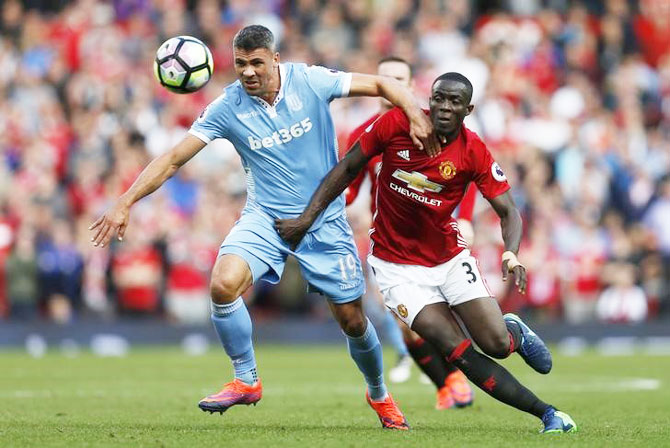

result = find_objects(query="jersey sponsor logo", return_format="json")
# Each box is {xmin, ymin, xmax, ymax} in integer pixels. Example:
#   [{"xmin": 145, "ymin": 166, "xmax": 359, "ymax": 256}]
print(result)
[
  {"xmin": 397, "ymin": 149, "xmax": 410, "ymax": 161},
  {"xmin": 391, "ymin": 169, "xmax": 443, "ymax": 193},
  {"xmin": 397, "ymin": 304, "xmax": 408, "ymax": 319},
  {"xmin": 247, "ymin": 117, "xmax": 313, "ymax": 150},
  {"xmin": 390, "ymin": 182, "xmax": 443, "ymax": 206},
  {"xmin": 285, "ymin": 93, "xmax": 303, "ymax": 112},
  {"xmin": 491, "ymin": 162, "xmax": 507, "ymax": 182},
  {"xmin": 439, "ymin": 160, "xmax": 457, "ymax": 180}
]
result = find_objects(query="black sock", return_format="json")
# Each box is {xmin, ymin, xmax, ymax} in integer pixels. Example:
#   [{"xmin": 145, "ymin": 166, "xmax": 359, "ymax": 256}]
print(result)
[
  {"xmin": 407, "ymin": 338, "xmax": 457, "ymax": 389},
  {"xmin": 448, "ymin": 340, "xmax": 549, "ymax": 418},
  {"xmin": 505, "ymin": 320, "xmax": 523, "ymax": 355}
]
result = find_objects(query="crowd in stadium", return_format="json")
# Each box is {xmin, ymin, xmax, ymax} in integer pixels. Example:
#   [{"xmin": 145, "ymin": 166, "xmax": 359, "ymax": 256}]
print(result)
[{"xmin": 0, "ymin": 0, "xmax": 668, "ymax": 325}]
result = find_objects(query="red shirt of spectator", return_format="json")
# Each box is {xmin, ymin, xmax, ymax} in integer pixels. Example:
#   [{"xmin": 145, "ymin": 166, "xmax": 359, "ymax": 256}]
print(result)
[
  {"xmin": 359, "ymin": 108, "xmax": 510, "ymax": 267},
  {"xmin": 111, "ymin": 245, "xmax": 162, "ymax": 312}
]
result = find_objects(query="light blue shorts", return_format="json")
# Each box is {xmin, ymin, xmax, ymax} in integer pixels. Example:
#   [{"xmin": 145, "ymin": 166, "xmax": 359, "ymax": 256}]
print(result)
[{"xmin": 219, "ymin": 209, "xmax": 365, "ymax": 303}]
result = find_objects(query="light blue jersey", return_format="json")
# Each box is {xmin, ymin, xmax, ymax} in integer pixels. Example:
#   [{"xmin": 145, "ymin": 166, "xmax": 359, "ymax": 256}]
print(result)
[
  {"xmin": 189, "ymin": 63, "xmax": 363, "ymax": 301},
  {"xmin": 189, "ymin": 62, "xmax": 351, "ymax": 230}
]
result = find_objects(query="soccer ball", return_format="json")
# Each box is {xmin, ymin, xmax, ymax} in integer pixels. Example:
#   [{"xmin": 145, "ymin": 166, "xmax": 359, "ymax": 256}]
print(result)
[{"xmin": 154, "ymin": 36, "xmax": 214, "ymax": 94}]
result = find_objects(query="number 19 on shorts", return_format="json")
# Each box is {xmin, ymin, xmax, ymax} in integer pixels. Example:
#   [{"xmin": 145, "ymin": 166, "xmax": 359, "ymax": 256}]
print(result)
[{"xmin": 338, "ymin": 254, "xmax": 358, "ymax": 281}]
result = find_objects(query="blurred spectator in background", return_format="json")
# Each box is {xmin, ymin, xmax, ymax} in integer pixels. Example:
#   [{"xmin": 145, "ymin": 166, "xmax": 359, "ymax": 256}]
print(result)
[
  {"xmin": 5, "ymin": 227, "xmax": 38, "ymax": 320},
  {"xmin": 109, "ymin": 215, "xmax": 163, "ymax": 316},
  {"xmin": 0, "ymin": 0, "xmax": 669, "ymax": 326},
  {"xmin": 37, "ymin": 219, "xmax": 84, "ymax": 324},
  {"xmin": 596, "ymin": 262, "xmax": 649, "ymax": 323}
]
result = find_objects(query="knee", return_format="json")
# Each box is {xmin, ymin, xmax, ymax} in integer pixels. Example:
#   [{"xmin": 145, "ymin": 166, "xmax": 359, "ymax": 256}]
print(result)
[
  {"xmin": 340, "ymin": 313, "xmax": 368, "ymax": 337},
  {"xmin": 210, "ymin": 275, "xmax": 243, "ymax": 305},
  {"xmin": 335, "ymin": 306, "xmax": 367, "ymax": 337},
  {"xmin": 480, "ymin": 333, "xmax": 511, "ymax": 359}
]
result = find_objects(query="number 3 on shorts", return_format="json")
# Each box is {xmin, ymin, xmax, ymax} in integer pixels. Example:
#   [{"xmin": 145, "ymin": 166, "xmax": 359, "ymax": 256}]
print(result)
[
  {"xmin": 338, "ymin": 254, "xmax": 358, "ymax": 281},
  {"xmin": 462, "ymin": 261, "xmax": 477, "ymax": 284}
]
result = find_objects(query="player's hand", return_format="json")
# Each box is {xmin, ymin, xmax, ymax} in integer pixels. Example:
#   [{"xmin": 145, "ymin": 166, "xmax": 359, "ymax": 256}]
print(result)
[
  {"xmin": 274, "ymin": 217, "xmax": 310, "ymax": 251},
  {"xmin": 89, "ymin": 200, "xmax": 131, "ymax": 248},
  {"xmin": 408, "ymin": 111, "xmax": 440, "ymax": 157},
  {"xmin": 502, "ymin": 259, "xmax": 527, "ymax": 295}
]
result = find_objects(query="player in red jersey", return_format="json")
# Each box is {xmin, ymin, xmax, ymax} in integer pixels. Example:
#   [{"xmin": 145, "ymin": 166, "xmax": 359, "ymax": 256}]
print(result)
[
  {"xmin": 345, "ymin": 57, "xmax": 473, "ymax": 410},
  {"xmin": 276, "ymin": 73, "xmax": 577, "ymax": 433}
]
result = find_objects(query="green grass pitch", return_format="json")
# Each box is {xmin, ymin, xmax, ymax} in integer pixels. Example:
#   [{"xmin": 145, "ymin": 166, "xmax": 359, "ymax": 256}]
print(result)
[{"xmin": 1, "ymin": 345, "xmax": 669, "ymax": 447}]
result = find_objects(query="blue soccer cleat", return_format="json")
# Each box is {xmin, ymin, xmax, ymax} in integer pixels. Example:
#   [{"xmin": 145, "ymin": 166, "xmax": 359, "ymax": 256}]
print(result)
[
  {"xmin": 541, "ymin": 407, "xmax": 578, "ymax": 434},
  {"xmin": 503, "ymin": 313, "xmax": 553, "ymax": 374}
]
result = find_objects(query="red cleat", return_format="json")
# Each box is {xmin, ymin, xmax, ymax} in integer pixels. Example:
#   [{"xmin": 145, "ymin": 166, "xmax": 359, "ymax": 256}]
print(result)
[
  {"xmin": 198, "ymin": 379, "xmax": 262, "ymax": 414},
  {"xmin": 435, "ymin": 385, "xmax": 455, "ymax": 410},
  {"xmin": 366, "ymin": 391, "xmax": 410, "ymax": 430},
  {"xmin": 446, "ymin": 371, "xmax": 473, "ymax": 408}
]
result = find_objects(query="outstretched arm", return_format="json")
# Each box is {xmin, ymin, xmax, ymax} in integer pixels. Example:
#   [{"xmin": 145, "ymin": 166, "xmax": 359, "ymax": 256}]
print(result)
[
  {"xmin": 275, "ymin": 143, "xmax": 371, "ymax": 249},
  {"xmin": 487, "ymin": 191, "xmax": 526, "ymax": 294},
  {"xmin": 349, "ymin": 74, "xmax": 439, "ymax": 157},
  {"xmin": 89, "ymin": 134, "xmax": 206, "ymax": 247}
]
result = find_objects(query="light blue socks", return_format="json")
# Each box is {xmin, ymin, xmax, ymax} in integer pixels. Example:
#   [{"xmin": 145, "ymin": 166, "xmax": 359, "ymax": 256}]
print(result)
[
  {"xmin": 346, "ymin": 318, "xmax": 388, "ymax": 401},
  {"xmin": 211, "ymin": 298, "xmax": 258, "ymax": 385}
]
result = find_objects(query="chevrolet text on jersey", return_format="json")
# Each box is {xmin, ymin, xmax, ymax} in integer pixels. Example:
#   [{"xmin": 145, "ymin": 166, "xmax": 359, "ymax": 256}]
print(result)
[
  {"xmin": 248, "ymin": 118, "xmax": 313, "ymax": 150},
  {"xmin": 390, "ymin": 182, "xmax": 443, "ymax": 206}
]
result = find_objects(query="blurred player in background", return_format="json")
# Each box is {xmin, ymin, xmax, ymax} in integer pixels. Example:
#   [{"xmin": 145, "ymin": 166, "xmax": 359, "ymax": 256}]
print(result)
[
  {"xmin": 277, "ymin": 72, "xmax": 577, "ymax": 434},
  {"xmin": 345, "ymin": 56, "xmax": 474, "ymax": 410},
  {"xmin": 90, "ymin": 25, "xmax": 441, "ymax": 430}
]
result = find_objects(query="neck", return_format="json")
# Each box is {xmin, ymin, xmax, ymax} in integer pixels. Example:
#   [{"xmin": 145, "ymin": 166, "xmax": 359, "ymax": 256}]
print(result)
[
  {"xmin": 438, "ymin": 126, "xmax": 461, "ymax": 145},
  {"xmin": 260, "ymin": 65, "xmax": 281, "ymax": 104}
]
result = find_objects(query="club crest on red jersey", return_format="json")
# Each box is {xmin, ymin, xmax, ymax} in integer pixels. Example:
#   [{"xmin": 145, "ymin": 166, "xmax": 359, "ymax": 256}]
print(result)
[{"xmin": 439, "ymin": 161, "xmax": 457, "ymax": 180}]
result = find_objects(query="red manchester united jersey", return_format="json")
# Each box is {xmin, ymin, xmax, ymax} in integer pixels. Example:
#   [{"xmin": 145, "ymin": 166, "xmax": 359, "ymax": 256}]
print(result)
[
  {"xmin": 359, "ymin": 107, "xmax": 510, "ymax": 267},
  {"xmin": 345, "ymin": 114, "xmax": 382, "ymax": 213}
]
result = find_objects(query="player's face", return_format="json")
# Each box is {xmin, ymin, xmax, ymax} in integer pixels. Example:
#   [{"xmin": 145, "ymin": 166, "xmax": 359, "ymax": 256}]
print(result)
[
  {"xmin": 233, "ymin": 47, "xmax": 280, "ymax": 97},
  {"xmin": 377, "ymin": 61, "xmax": 412, "ymax": 109},
  {"xmin": 429, "ymin": 80, "xmax": 474, "ymax": 138}
]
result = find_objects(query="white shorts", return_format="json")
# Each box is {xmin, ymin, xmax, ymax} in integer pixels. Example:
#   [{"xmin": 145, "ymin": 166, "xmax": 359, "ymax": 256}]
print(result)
[{"xmin": 368, "ymin": 250, "xmax": 492, "ymax": 327}]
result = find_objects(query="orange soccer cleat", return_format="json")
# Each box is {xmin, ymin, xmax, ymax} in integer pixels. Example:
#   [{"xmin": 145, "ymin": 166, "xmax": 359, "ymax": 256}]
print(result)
[
  {"xmin": 446, "ymin": 370, "xmax": 473, "ymax": 408},
  {"xmin": 198, "ymin": 379, "xmax": 262, "ymax": 414},
  {"xmin": 435, "ymin": 384, "xmax": 455, "ymax": 410},
  {"xmin": 366, "ymin": 391, "xmax": 410, "ymax": 430}
]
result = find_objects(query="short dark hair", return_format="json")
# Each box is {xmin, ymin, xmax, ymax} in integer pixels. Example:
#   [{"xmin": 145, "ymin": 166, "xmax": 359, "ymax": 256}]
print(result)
[
  {"xmin": 233, "ymin": 25, "xmax": 275, "ymax": 52},
  {"xmin": 378, "ymin": 56, "xmax": 412, "ymax": 76},
  {"xmin": 433, "ymin": 72, "xmax": 473, "ymax": 103}
]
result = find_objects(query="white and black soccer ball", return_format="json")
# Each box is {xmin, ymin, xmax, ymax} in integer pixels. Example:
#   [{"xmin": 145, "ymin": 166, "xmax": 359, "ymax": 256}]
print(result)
[{"xmin": 154, "ymin": 36, "xmax": 214, "ymax": 94}]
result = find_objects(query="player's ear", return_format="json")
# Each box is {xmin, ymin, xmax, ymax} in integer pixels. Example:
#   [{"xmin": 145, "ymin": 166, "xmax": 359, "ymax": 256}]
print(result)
[
  {"xmin": 466, "ymin": 104, "xmax": 474, "ymax": 116},
  {"xmin": 273, "ymin": 52, "xmax": 280, "ymax": 66}
]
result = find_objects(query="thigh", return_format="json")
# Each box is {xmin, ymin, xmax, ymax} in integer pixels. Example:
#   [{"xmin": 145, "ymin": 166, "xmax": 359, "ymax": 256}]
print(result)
[
  {"xmin": 295, "ymin": 216, "xmax": 365, "ymax": 303},
  {"xmin": 220, "ymin": 210, "xmax": 286, "ymax": 284},
  {"xmin": 411, "ymin": 302, "xmax": 468, "ymax": 354},
  {"xmin": 451, "ymin": 296, "xmax": 508, "ymax": 350}
]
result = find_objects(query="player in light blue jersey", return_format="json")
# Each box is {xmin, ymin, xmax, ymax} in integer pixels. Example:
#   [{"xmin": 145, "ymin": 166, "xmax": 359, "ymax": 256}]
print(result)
[{"xmin": 89, "ymin": 25, "xmax": 438, "ymax": 430}]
